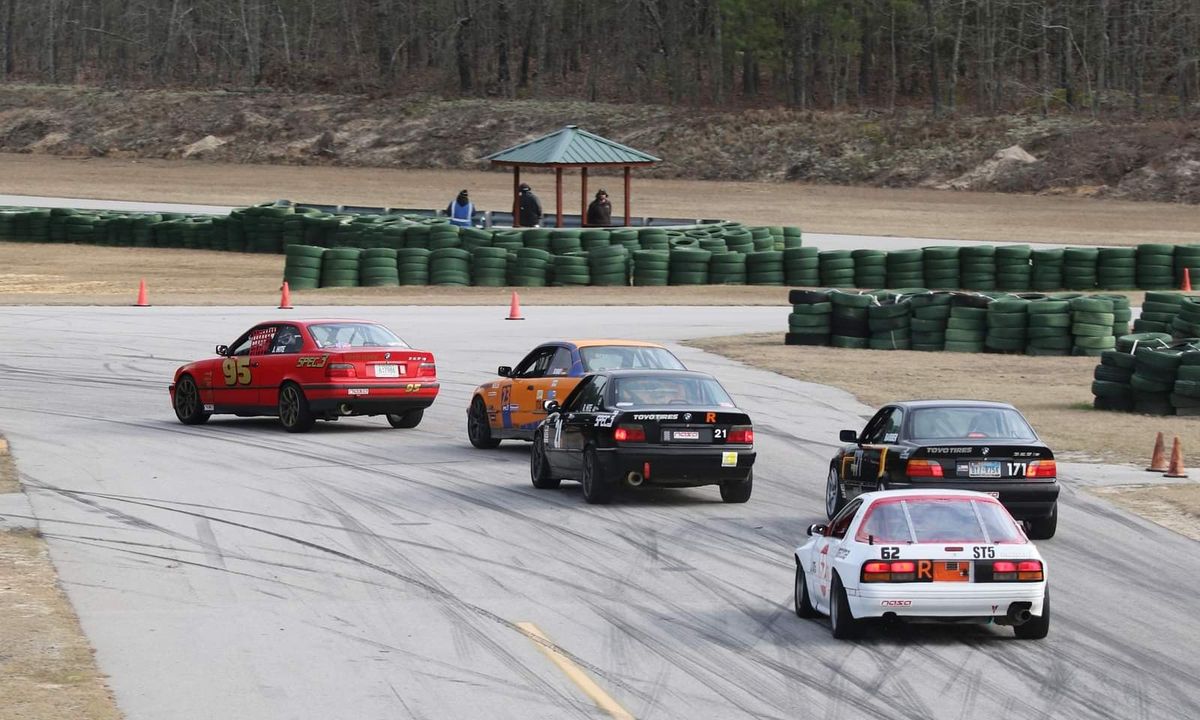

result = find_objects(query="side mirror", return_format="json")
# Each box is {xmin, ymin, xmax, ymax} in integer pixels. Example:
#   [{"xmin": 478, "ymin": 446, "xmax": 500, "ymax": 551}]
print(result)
[
  {"xmin": 498, "ymin": 365, "xmax": 512, "ymax": 377},
  {"xmin": 807, "ymin": 523, "xmax": 827, "ymax": 537},
  {"xmin": 839, "ymin": 429, "xmax": 859, "ymax": 444},
  {"xmin": 543, "ymin": 400, "xmax": 560, "ymax": 414},
  {"xmin": 215, "ymin": 344, "xmax": 229, "ymax": 356}
]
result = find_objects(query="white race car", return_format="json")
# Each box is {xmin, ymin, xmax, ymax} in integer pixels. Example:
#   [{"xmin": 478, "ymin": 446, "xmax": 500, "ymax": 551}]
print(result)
[{"xmin": 794, "ymin": 489, "xmax": 1048, "ymax": 639}]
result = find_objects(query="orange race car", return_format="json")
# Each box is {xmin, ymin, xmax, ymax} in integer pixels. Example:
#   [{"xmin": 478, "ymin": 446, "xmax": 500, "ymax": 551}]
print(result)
[{"xmin": 466, "ymin": 340, "xmax": 685, "ymax": 447}]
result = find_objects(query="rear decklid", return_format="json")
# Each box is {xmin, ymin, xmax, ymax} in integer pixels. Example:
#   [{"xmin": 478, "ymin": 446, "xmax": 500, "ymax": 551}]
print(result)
[
  {"xmin": 907, "ymin": 442, "xmax": 1054, "ymax": 481},
  {"xmin": 325, "ymin": 349, "xmax": 436, "ymax": 381},
  {"xmin": 614, "ymin": 406, "xmax": 752, "ymax": 446}
]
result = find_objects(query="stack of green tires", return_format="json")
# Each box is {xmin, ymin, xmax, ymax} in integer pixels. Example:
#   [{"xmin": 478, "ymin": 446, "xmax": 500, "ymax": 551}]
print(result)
[
  {"xmin": 709, "ymin": 252, "xmax": 747, "ymax": 284},
  {"xmin": 782, "ymin": 226, "xmax": 803, "ymax": 249},
  {"xmin": 868, "ymin": 300, "xmax": 912, "ymax": 350},
  {"xmin": 1136, "ymin": 244, "xmax": 1176, "ymax": 290},
  {"xmin": 1100, "ymin": 294, "xmax": 1133, "ymax": 336},
  {"xmin": 1135, "ymin": 291, "xmax": 1184, "ymax": 333},
  {"xmin": 429, "ymin": 247, "xmax": 471, "ymax": 286},
  {"xmin": 579, "ymin": 229, "xmax": 611, "ymax": 253},
  {"xmin": 520, "ymin": 228, "xmax": 551, "ymax": 251},
  {"xmin": 1025, "ymin": 299, "xmax": 1073, "ymax": 355},
  {"xmin": 330, "ymin": 220, "xmax": 364, "ymax": 249},
  {"xmin": 986, "ymin": 297, "xmax": 1029, "ymax": 352},
  {"xmin": 459, "ymin": 227, "xmax": 494, "ymax": 253},
  {"xmin": 396, "ymin": 248, "xmax": 430, "ymax": 285},
  {"xmin": 131, "ymin": 215, "xmax": 161, "ymax": 248},
  {"xmin": 25, "ymin": 209, "xmax": 50, "ymax": 242},
  {"xmin": 945, "ymin": 301, "xmax": 988, "ymax": 353},
  {"xmin": 784, "ymin": 247, "xmax": 820, "ymax": 286},
  {"xmin": 48, "ymin": 207, "xmax": 74, "ymax": 242},
  {"xmin": 1092, "ymin": 349, "xmax": 1136, "ymax": 411},
  {"xmin": 283, "ymin": 245, "xmax": 324, "ymax": 289},
  {"xmin": 698, "ymin": 236, "xmax": 727, "ymax": 253},
  {"xmin": 428, "ymin": 223, "xmax": 461, "ymax": 251},
  {"xmin": 550, "ymin": 229, "xmax": 583, "ymax": 255},
  {"xmin": 492, "ymin": 231, "xmax": 525, "ymax": 255},
  {"xmin": 1062, "ymin": 247, "xmax": 1098, "ymax": 289},
  {"xmin": 320, "ymin": 247, "xmax": 361, "ymax": 288},
  {"xmin": 610, "ymin": 229, "xmax": 640, "ymax": 255},
  {"xmin": 829, "ymin": 291, "xmax": 872, "ymax": 348},
  {"xmin": 632, "ymin": 250, "xmax": 670, "ymax": 286},
  {"xmin": 819, "ymin": 250, "xmax": 855, "ymax": 288},
  {"xmin": 724, "ymin": 229, "xmax": 755, "ymax": 254},
  {"xmin": 281, "ymin": 212, "xmax": 306, "ymax": 250},
  {"xmin": 1069, "ymin": 296, "xmax": 1116, "ymax": 356},
  {"xmin": 1096, "ymin": 247, "xmax": 1137, "ymax": 290},
  {"xmin": 1172, "ymin": 349, "xmax": 1200, "ymax": 416},
  {"xmin": 669, "ymin": 248, "xmax": 711, "ymax": 285},
  {"xmin": 404, "ymin": 224, "xmax": 431, "ymax": 251},
  {"xmin": 471, "ymin": 246, "xmax": 510, "ymax": 286},
  {"xmin": 553, "ymin": 253, "xmax": 590, "ymax": 286},
  {"xmin": 1131, "ymin": 345, "xmax": 1185, "ymax": 414},
  {"xmin": 885, "ymin": 249, "xmax": 924, "ymax": 288},
  {"xmin": 746, "ymin": 250, "xmax": 784, "ymax": 285},
  {"xmin": 909, "ymin": 293, "xmax": 952, "ymax": 351},
  {"xmin": 853, "ymin": 250, "xmax": 887, "ymax": 288},
  {"xmin": 1177, "ymin": 245, "xmax": 1200, "ymax": 288},
  {"xmin": 960, "ymin": 246, "xmax": 996, "ymax": 290},
  {"xmin": 995, "ymin": 246, "xmax": 1032, "ymax": 291},
  {"xmin": 637, "ymin": 227, "xmax": 670, "ymax": 251},
  {"xmin": 589, "ymin": 245, "xmax": 628, "ymax": 286},
  {"xmin": 749, "ymin": 227, "xmax": 774, "ymax": 251},
  {"xmin": 1172, "ymin": 296, "xmax": 1200, "ymax": 337},
  {"xmin": 923, "ymin": 247, "xmax": 960, "ymax": 290},
  {"xmin": 358, "ymin": 248, "xmax": 399, "ymax": 286},
  {"xmin": 510, "ymin": 248, "xmax": 551, "ymax": 286},
  {"xmin": 1030, "ymin": 249, "xmax": 1064, "ymax": 291},
  {"xmin": 64, "ymin": 213, "xmax": 98, "ymax": 245},
  {"xmin": 786, "ymin": 289, "xmax": 832, "ymax": 345}
]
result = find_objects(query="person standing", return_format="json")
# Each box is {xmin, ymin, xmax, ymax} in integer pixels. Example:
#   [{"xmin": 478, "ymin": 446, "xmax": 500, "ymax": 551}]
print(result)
[
  {"xmin": 446, "ymin": 189, "xmax": 475, "ymax": 228},
  {"xmin": 517, "ymin": 183, "xmax": 542, "ymax": 227},
  {"xmin": 586, "ymin": 188, "xmax": 612, "ymax": 227}
]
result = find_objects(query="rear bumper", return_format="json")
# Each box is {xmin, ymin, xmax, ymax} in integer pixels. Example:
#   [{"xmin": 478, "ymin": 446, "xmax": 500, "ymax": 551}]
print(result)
[
  {"xmin": 889, "ymin": 479, "xmax": 1059, "ymax": 520},
  {"xmin": 596, "ymin": 445, "xmax": 755, "ymax": 487},
  {"xmin": 306, "ymin": 382, "xmax": 439, "ymax": 416},
  {"xmin": 849, "ymin": 583, "xmax": 1046, "ymax": 620}
]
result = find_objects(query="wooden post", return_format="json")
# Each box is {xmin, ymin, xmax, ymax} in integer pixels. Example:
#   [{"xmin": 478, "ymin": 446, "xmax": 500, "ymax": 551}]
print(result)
[
  {"xmin": 623, "ymin": 166, "xmax": 631, "ymax": 227},
  {"xmin": 555, "ymin": 166, "xmax": 563, "ymax": 229},
  {"xmin": 580, "ymin": 166, "xmax": 589, "ymax": 226},
  {"xmin": 512, "ymin": 167, "xmax": 521, "ymax": 227}
]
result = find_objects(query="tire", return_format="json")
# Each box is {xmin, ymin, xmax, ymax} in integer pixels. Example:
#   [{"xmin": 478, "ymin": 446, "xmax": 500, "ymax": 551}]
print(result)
[
  {"xmin": 794, "ymin": 563, "xmax": 819, "ymax": 618},
  {"xmin": 278, "ymin": 382, "xmax": 315, "ymax": 433},
  {"xmin": 829, "ymin": 573, "xmax": 859, "ymax": 639},
  {"xmin": 581, "ymin": 448, "xmax": 612, "ymax": 504},
  {"xmin": 173, "ymin": 375, "xmax": 210, "ymax": 425},
  {"xmin": 825, "ymin": 465, "xmax": 846, "ymax": 519},
  {"xmin": 720, "ymin": 469, "xmax": 753, "ymax": 503},
  {"xmin": 1026, "ymin": 502, "xmax": 1058, "ymax": 540},
  {"xmin": 467, "ymin": 397, "xmax": 501, "ymax": 448},
  {"xmin": 530, "ymin": 429, "xmax": 561, "ymax": 489},
  {"xmin": 1014, "ymin": 589, "xmax": 1051, "ymax": 640},
  {"xmin": 387, "ymin": 408, "xmax": 423, "ymax": 429}
]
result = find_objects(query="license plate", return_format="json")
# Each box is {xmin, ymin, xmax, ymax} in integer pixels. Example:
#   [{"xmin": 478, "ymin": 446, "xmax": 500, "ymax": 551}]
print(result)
[
  {"xmin": 968, "ymin": 461, "xmax": 1001, "ymax": 478},
  {"xmin": 673, "ymin": 430, "xmax": 700, "ymax": 440},
  {"xmin": 373, "ymin": 364, "xmax": 401, "ymax": 378}
]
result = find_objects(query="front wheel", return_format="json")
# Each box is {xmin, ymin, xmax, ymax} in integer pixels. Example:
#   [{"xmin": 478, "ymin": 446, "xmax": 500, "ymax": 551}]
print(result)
[
  {"xmin": 794, "ymin": 563, "xmax": 819, "ymax": 618},
  {"xmin": 387, "ymin": 409, "xmax": 423, "ymax": 429},
  {"xmin": 1014, "ymin": 589, "xmax": 1050, "ymax": 640},
  {"xmin": 530, "ymin": 429, "xmax": 561, "ymax": 489},
  {"xmin": 173, "ymin": 375, "xmax": 210, "ymax": 425},
  {"xmin": 278, "ymin": 383, "xmax": 315, "ymax": 433},
  {"xmin": 825, "ymin": 466, "xmax": 846, "ymax": 519},
  {"xmin": 720, "ymin": 469, "xmax": 753, "ymax": 503},
  {"xmin": 1026, "ymin": 503, "xmax": 1058, "ymax": 540},
  {"xmin": 581, "ymin": 448, "xmax": 612, "ymax": 504},
  {"xmin": 467, "ymin": 398, "xmax": 501, "ymax": 448}
]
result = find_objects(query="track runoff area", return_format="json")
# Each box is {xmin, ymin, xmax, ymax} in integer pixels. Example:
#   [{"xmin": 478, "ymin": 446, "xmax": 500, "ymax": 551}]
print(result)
[{"xmin": 2, "ymin": 299, "xmax": 1198, "ymax": 720}]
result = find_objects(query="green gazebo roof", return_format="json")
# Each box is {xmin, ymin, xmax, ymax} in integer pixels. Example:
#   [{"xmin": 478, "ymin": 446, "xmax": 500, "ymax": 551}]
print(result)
[{"xmin": 486, "ymin": 126, "xmax": 660, "ymax": 166}]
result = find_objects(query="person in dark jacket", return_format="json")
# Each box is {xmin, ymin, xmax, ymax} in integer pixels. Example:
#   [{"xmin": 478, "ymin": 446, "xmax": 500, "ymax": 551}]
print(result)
[
  {"xmin": 446, "ymin": 189, "xmax": 475, "ymax": 227},
  {"xmin": 517, "ymin": 183, "xmax": 542, "ymax": 227},
  {"xmin": 586, "ymin": 188, "xmax": 612, "ymax": 227}
]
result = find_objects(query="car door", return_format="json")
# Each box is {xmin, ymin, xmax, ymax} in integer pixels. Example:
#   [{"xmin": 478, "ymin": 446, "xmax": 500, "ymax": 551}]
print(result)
[
  {"xmin": 811, "ymin": 498, "xmax": 863, "ymax": 612},
  {"xmin": 255, "ymin": 323, "xmax": 304, "ymax": 407},
  {"xmin": 214, "ymin": 325, "xmax": 276, "ymax": 410},
  {"xmin": 504, "ymin": 345, "xmax": 561, "ymax": 431},
  {"xmin": 547, "ymin": 375, "xmax": 606, "ymax": 479},
  {"xmin": 851, "ymin": 407, "xmax": 903, "ymax": 495}
]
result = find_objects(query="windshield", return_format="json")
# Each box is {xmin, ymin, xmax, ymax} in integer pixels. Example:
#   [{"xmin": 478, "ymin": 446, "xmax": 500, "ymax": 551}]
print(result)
[
  {"xmin": 307, "ymin": 323, "xmax": 409, "ymax": 349},
  {"xmin": 611, "ymin": 375, "xmax": 734, "ymax": 408},
  {"xmin": 908, "ymin": 407, "xmax": 1036, "ymax": 441},
  {"xmin": 856, "ymin": 497, "xmax": 1027, "ymax": 544},
  {"xmin": 580, "ymin": 346, "xmax": 684, "ymax": 372}
]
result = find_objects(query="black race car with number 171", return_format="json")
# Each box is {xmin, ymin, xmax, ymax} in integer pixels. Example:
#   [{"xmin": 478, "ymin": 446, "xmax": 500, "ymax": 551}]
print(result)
[{"xmin": 530, "ymin": 370, "xmax": 756, "ymax": 504}]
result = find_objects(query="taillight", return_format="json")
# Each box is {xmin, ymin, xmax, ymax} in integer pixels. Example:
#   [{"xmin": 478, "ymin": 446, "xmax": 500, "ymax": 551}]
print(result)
[
  {"xmin": 992, "ymin": 560, "xmax": 1017, "ymax": 581},
  {"xmin": 906, "ymin": 459, "xmax": 944, "ymax": 478},
  {"xmin": 327, "ymin": 362, "xmax": 356, "ymax": 379},
  {"xmin": 614, "ymin": 425, "xmax": 646, "ymax": 443},
  {"xmin": 991, "ymin": 559, "xmax": 1042, "ymax": 582},
  {"xmin": 861, "ymin": 560, "xmax": 919, "ymax": 583},
  {"xmin": 1025, "ymin": 460, "xmax": 1056, "ymax": 479},
  {"xmin": 727, "ymin": 426, "xmax": 754, "ymax": 444},
  {"xmin": 418, "ymin": 362, "xmax": 437, "ymax": 377},
  {"xmin": 1017, "ymin": 560, "xmax": 1044, "ymax": 581}
]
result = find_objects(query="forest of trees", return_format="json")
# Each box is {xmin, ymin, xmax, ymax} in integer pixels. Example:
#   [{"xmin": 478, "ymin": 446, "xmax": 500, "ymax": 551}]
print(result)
[{"xmin": 3, "ymin": 0, "xmax": 1199, "ymax": 116}]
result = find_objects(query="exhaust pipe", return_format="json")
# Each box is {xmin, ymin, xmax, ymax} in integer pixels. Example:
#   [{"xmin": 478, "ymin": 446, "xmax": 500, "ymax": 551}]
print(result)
[
  {"xmin": 626, "ymin": 471, "xmax": 644, "ymax": 487},
  {"xmin": 1007, "ymin": 603, "xmax": 1032, "ymax": 625},
  {"xmin": 338, "ymin": 403, "xmax": 353, "ymax": 415}
]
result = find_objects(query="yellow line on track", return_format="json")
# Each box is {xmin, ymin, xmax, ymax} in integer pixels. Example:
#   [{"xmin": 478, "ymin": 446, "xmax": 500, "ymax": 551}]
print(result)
[{"xmin": 516, "ymin": 621, "xmax": 635, "ymax": 720}]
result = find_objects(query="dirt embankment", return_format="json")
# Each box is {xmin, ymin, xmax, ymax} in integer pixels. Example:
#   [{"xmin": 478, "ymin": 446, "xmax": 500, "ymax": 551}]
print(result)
[{"xmin": 3, "ymin": 85, "xmax": 1200, "ymax": 203}]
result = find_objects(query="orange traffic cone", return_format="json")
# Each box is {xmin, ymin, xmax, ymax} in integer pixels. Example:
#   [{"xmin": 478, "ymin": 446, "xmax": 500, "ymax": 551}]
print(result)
[
  {"xmin": 1164, "ymin": 436, "xmax": 1189, "ymax": 479},
  {"xmin": 133, "ymin": 278, "xmax": 149, "ymax": 307},
  {"xmin": 1146, "ymin": 431, "xmax": 1168, "ymax": 472},
  {"xmin": 1183, "ymin": 267, "xmax": 1193, "ymax": 292},
  {"xmin": 505, "ymin": 291, "xmax": 524, "ymax": 320},
  {"xmin": 278, "ymin": 281, "xmax": 293, "ymax": 310}
]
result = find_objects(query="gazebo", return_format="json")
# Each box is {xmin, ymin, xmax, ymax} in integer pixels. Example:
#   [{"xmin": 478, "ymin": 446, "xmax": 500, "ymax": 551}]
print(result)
[{"xmin": 485, "ymin": 126, "xmax": 661, "ymax": 228}]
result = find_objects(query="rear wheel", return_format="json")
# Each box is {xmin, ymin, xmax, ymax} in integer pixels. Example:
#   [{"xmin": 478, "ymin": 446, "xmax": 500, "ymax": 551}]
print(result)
[
  {"xmin": 794, "ymin": 563, "xmax": 819, "ymax": 618},
  {"xmin": 581, "ymin": 448, "xmax": 612, "ymax": 504},
  {"xmin": 825, "ymin": 466, "xmax": 846, "ymax": 519},
  {"xmin": 720, "ymin": 469, "xmax": 753, "ymax": 503},
  {"xmin": 1026, "ymin": 503, "xmax": 1058, "ymax": 540},
  {"xmin": 1014, "ymin": 589, "xmax": 1050, "ymax": 640},
  {"xmin": 829, "ymin": 574, "xmax": 859, "ymax": 639},
  {"xmin": 387, "ymin": 409, "xmax": 423, "ymax": 429},
  {"xmin": 278, "ymin": 383, "xmax": 315, "ymax": 433},
  {"xmin": 530, "ymin": 429, "xmax": 561, "ymax": 489},
  {"xmin": 173, "ymin": 375, "xmax": 210, "ymax": 425},
  {"xmin": 467, "ymin": 397, "xmax": 501, "ymax": 448}
]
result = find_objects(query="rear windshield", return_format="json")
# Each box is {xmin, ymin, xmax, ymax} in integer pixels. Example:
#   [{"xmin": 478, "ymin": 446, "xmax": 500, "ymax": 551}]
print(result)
[
  {"xmin": 611, "ymin": 375, "xmax": 734, "ymax": 408},
  {"xmin": 580, "ymin": 346, "xmax": 685, "ymax": 372},
  {"xmin": 908, "ymin": 407, "xmax": 1036, "ymax": 441},
  {"xmin": 856, "ymin": 497, "xmax": 1027, "ymax": 544},
  {"xmin": 307, "ymin": 323, "xmax": 409, "ymax": 349}
]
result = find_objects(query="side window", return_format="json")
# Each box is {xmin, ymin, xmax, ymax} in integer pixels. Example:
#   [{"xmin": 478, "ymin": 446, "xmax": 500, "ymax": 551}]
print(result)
[
  {"xmin": 270, "ymin": 324, "xmax": 304, "ymax": 354},
  {"xmin": 882, "ymin": 408, "xmax": 904, "ymax": 443},
  {"xmin": 247, "ymin": 325, "xmax": 279, "ymax": 356},
  {"xmin": 562, "ymin": 377, "xmax": 596, "ymax": 412},
  {"xmin": 547, "ymin": 347, "xmax": 573, "ymax": 376},
  {"xmin": 229, "ymin": 332, "xmax": 253, "ymax": 357},
  {"xmin": 829, "ymin": 499, "xmax": 863, "ymax": 539},
  {"xmin": 566, "ymin": 376, "xmax": 607, "ymax": 413},
  {"xmin": 514, "ymin": 348, "xmax": 555, "ymax": 378},
  {"xmin": 862, "ymin": 408, "xmax": 895, "ymax": 444}
]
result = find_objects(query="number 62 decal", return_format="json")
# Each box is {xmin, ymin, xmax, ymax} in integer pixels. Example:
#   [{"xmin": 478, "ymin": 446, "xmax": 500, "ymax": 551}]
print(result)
[{"xmin": 221, "ymin": 357, "xmax": 252, "ymax": 386}]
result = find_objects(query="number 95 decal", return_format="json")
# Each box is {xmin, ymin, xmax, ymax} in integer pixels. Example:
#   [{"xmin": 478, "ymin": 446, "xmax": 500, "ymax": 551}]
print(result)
[{"xmin": 221, "ymin": 357, "xmax": 251, "ymax": 386}]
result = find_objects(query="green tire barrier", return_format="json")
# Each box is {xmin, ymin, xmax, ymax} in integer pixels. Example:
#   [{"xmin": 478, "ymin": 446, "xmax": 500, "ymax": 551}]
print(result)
[
  {"xmin": 1062, "ymin": 247, "xmax": 1099, "ymax": 290},
  {"xmin": 784, "ymin": 247, "xmax": 820, "ymax": 286},
  {"xmin": 360, "ymin": 247, "xmax": 400, "ymax": 287},
  {"xmin": 1137, "ymin": 243, "xmax": 1176, "ymax": 291},
  {"xmin": 429, "ymin": 247, "xmax": 471, "ymax": 286},
  {"xmin": 669, "ymin": 248, "xmax": 711, "ymax": 285},
  {"xmin": 471, "ymin": 246, "xmax": 510, "ymax": 287},
  {"xmin": 283, "ymin": 244, "xmax": 324, "ymax": 290},
  {"xmin": 632, "ymin": 250, "xmax": 669, "ymax": 286},
  {"xmin": 397, "ymin": 247, "xmax": 431, "ymax": 285},
  {"xmin": 853, "ymin": 249, "xmax": 887, "ymax": 289},
  {"xmin": 320, "ymin": 247, "xmax": 361, "ymax": 288},
  {"xmin": 746, "ymin": 250, "xmax": 785, "ymax": 286},
  {"xmin": 1097, "ymin": 247, "xmax": 1137, "ymax": 290},
  {"xmin": 922, "ymin": 246, "xmax": 960, "ymax": 290},
  {"xmin": 553, "ymin": 253, "xmax": 590, "ymax": 286},
  {"xmin": 995, "ymin": 245, "xmax": 1032, "ymax": 292},
  {"xmin": 959, "ymin": 246, "xmax": 996, "ymax": 291},
  {"xmin": 819, "ymin": 250, "xmax": 855, "ymax": 288},
  {"xmin": 709, "ymin": 251, "xmax": 747, "ymax": 285}
]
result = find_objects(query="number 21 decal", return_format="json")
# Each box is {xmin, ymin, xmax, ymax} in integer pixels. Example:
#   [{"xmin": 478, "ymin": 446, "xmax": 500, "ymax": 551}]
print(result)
[{"xmin": 221, "ymin": 357, "xmax": 251, "ymax": 386}]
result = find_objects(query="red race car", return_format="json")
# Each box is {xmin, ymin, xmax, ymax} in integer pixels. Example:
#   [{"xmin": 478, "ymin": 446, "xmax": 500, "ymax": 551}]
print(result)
[{"xmin": 169, "ymin": 319, "xmax": 439, "ymax": 432}]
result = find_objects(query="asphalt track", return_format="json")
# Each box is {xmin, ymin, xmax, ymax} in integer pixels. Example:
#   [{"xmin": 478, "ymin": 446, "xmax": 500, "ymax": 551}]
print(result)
[{"xmin": 1, "ymin": 305, "xmax": 1198, "ymax": 720}]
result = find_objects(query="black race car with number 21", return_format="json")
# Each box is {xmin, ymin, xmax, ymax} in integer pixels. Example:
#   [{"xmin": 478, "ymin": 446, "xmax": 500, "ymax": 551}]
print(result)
[{"xmin": 530, "ymin": 370, "xmax": 756, "ymax": 504}]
